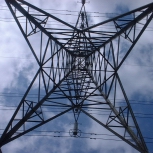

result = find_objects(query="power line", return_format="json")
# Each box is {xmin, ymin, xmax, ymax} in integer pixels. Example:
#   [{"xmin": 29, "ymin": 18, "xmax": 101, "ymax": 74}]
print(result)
[
  {"xmin": 1, "ymin": 93, "xmax": 152, "ymax": 103},
  {"xmin": 0, "ymin": 105, "xmax": 153, "ymax": 120},
  {"xmin": 0, "ymin": 128, "xmax": 153, "ymax": 141},
  {"xmin": 1, "ymin": 93, "xmax": 153, "ymax": 104},
  {"xmin": 0, "ymin": 5, "xmax": 130, "ymax": 15}
]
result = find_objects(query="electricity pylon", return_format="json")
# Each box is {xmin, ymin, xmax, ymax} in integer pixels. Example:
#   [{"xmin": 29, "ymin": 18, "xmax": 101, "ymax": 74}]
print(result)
[{"xmin": 1, "ymin": 0, "xmax": 153, "ymax": 152}]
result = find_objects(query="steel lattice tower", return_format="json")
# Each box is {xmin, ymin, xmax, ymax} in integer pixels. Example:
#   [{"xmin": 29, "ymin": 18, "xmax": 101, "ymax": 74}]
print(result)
[{"xmin": 1, "ymin": 0, "xmax": 153, "ymax": 152}]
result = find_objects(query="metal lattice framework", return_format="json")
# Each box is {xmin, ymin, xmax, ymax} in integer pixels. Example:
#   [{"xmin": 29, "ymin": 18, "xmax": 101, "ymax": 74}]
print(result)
[{"xmin": 1, "ymin": 0, "xmax": 153, "ymax": 152}]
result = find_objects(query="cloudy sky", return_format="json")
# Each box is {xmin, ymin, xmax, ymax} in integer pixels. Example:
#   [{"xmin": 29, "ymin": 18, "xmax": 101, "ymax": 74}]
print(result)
[{"xmin": 0, "ymin": 0, "xmax": 153, "ymax": 153}]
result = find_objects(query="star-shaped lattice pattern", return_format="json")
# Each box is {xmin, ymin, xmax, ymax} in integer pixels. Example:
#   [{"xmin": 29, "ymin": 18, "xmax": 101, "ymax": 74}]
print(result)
[{"xmin": 1, "ymin": 0, "xmax": 153, "ymax": 152}]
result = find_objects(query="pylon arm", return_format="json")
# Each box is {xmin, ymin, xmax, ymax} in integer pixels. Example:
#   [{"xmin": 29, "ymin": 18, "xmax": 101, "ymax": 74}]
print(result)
[
  {"xmin": 6, "ymin": 0, "xmax": 77, "ymax": 31},
  {"xmin": 80, "ymin": 108, "xmax": 148, "ymax": 153},
  {"xmin": 0, "ymin": 107, "xmax": 73, "ymax": 146},
  {"xmin": 5, "ymin": 0, "xmax": 78, "ymax": 57},
  {"xmin": 85, "ymin": 2, "xmax": 153, "ymax": 31},
  {"xmin": 79, "ymin": 70, "xmax": 148, "ymax": 152}
]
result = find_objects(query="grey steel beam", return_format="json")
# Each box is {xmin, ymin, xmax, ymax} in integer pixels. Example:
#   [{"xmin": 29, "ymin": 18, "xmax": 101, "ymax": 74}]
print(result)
[
  {"xmin": 80, "ymin": 108, "xmax": 148, "ymax": 153},
  {"xmin": 0, "ymin": 69, "xmax": 41, "ymax": 141},
  {"xmin": 83, "ymin": 5, "xmax": 153, "ymax": 59},
  {"xmin": 0, "ymin": 68, "xmax": 73, "ymax": 146},
  {"xmin": 78, "ymin": 69, "xmax": 148, "ymax": 152},
  {"xmin": 5, "ymin": 0, "xmax": 78, "ymax": 57},
  {"xmin": 117, "ymin": 13, "xmax": 153, "ymax": 70},
  {"xmin": 15, "ymin": 0, "xmax": 78, "ymax": 31},
  {"xmin": 0, "ymin": 107, "xmax": 73, "ymax": 146},
  {"xmin": 84, "ymin": 2, "xmax": 153, "ymax": 31}
]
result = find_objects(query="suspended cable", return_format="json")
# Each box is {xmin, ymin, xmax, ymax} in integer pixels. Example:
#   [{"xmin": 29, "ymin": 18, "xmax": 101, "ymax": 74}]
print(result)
[
  {"xmin": 0, "ymin": 128, "xmax": 153, "ymax": 141},
  {"xmin": 0, "ymin": 131, "xmax": 152, "ymax": 144},
  {"xmin": 0, "ymin": 105, "xmax": 153, "ymax": 120}
]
